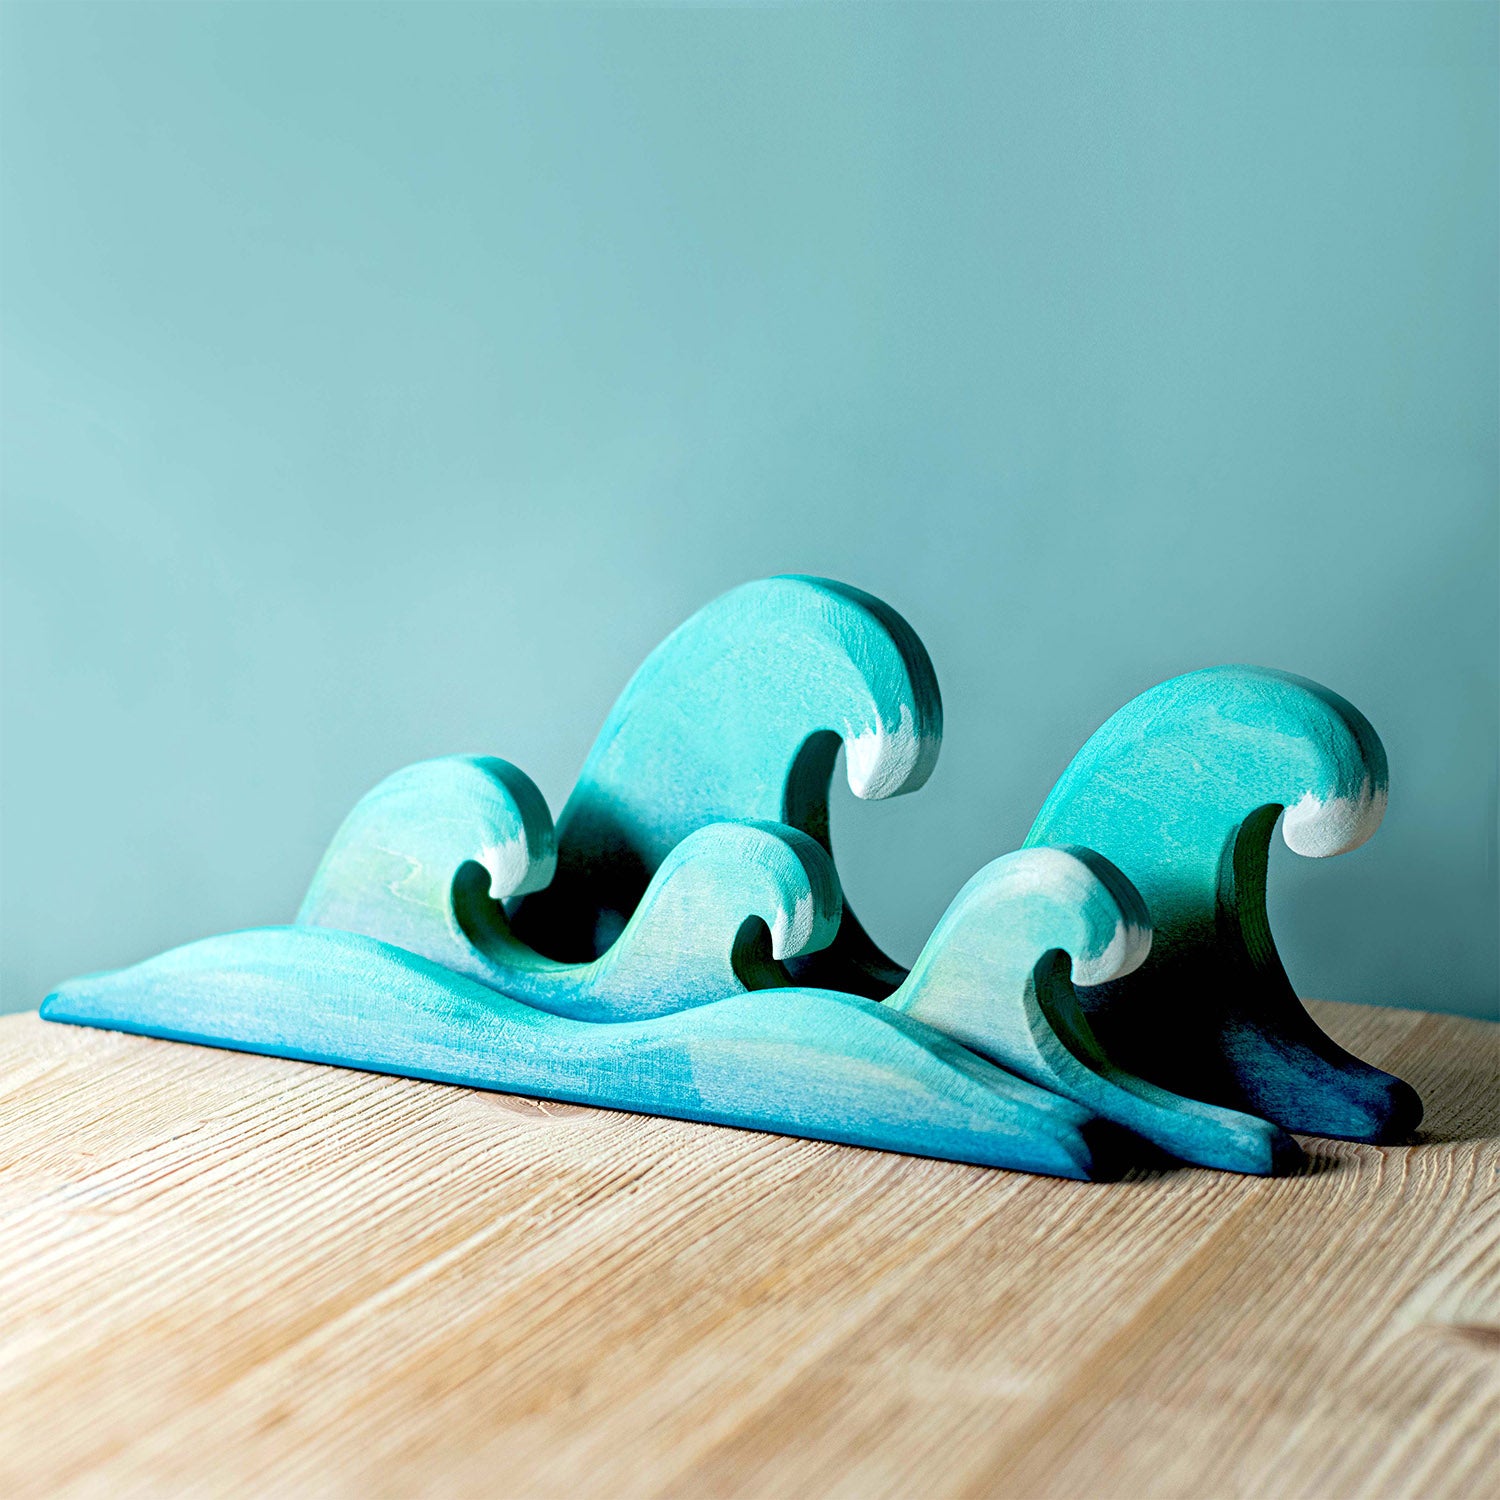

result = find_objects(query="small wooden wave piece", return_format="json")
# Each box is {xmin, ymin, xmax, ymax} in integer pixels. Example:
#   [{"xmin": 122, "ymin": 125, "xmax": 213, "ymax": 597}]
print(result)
[
  {"xmin": 297, "ymin": 758, "xmax": 1292, "ymax": 1176},
  {"xmin": 1026, "ymin": 666, "xmax": 1421, "ymax": 1143},
  {"xmin": 886, "ymin": 846, "xmax": 1301, "ymax": 1177},
  {"xmin": 296, "ymin": 755, "xmax": 842, "ymax": 1022}
]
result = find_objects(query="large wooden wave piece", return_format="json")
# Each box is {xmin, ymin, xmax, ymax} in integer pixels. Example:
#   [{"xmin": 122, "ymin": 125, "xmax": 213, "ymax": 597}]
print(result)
[
  {"xmin": 1025, "ymin": 666, "xmax": 1421, "ymax": 1142},
  {"xmin": 506, "ymin": 575, "xmax": 942, "ymax": 998}
]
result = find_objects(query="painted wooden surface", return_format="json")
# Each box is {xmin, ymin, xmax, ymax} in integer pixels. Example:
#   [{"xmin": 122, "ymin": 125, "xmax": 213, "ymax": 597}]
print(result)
[
  {"xmin": 51, "ymin": 840, "xmax": 1285, "ymax": 1177},
  {"xmin": 0, "ymin": 1000, "xmax": 1493, "ymax": 1500},
  {"xmin": 507, "ymin": 574, "xmax": 942, "ymax": 994},
  {"xmin": 40, "ymin": 924, "xmax": 1114, "ymax": 1180},
  {"xmin": 887, "ymin": 845, "xmax": 1298, "ymax": 1175},
  {"xmin": 1026, "ymin": 665, "xmax": 1419, "ymax": 1143},
  {"xmin": 299, "ymin": 759, "xmax": 842, "ymax": 1019},
  {"xmin": 43, "ymin": 578, "xmax": 1420, "ymax": 1180}
]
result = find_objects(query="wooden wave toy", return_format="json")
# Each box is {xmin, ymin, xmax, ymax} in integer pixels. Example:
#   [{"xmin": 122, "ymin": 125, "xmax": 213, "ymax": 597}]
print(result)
[
  {"xmin": 1025, "ymin": 666, "xmax": 1419, "ymax": 1142},
  {"xmin": 41, "ymin": 576, "xmax": 1418, "ymax": 1178},
  {"xmin": 291, "ymin": 757, "xmax": 1293, "ymax": 1175},
  {"xmin": 42, "ymin": 925, "xmax": 1113, "ymax": 1181}
]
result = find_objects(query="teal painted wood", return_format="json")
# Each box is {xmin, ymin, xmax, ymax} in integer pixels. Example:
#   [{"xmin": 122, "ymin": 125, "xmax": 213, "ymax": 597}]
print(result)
[
  {"xmin": 39, "ymin": 926, "xmax": 1119, "ymax": 1180},
  {"xmin": 1024, "ymin": 666, "xmax": 1421, "ymax": 1143},
  {"xmin": 34, "ymin": 578, "xmax": 1405, "ymax": 1177},
  {"xmin": 297, "ymin": 754, "xmax": 557, "ymax": 950},
  {"xmin": 298, "ymin": 756, "xmax": 841, "ymax": 1021},
  {"xmin": 484, "ymin": 577, "xmax": 1400, "ymax": 1149},
  {"xmin": 305, "ymin": 760, "xmax": 1290, "ymax": 1173},
  {"xmin": 886, "ymin": 846, "xmax": 1300, "ymax": 1175},
  {"xmin": 507, "ymin": 575, "xmax": 942, "ymax": 997}
]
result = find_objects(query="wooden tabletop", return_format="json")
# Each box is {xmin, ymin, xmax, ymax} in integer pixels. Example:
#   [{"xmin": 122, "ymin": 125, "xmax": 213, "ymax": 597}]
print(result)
[{"xmin": 0, "ymin": 1000, "xmax": 1494, "ymax": 1499}]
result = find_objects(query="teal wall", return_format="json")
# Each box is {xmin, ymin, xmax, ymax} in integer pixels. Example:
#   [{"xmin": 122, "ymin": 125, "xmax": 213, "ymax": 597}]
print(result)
[{"xmin": 3, "ymin": 3, "xmax": 1495, "ymax": 1019}]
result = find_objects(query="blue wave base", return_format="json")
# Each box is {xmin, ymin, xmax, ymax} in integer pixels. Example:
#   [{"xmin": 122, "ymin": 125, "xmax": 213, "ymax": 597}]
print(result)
[{"xmin": 41, "ymin": 925, "xmax": 1119, "ymax": 1181}]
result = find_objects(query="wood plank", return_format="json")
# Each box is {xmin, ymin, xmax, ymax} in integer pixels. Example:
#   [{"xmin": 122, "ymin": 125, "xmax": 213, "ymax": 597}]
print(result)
[{"xmin": 0, "ymin": 1001, "xmax": 1494, "ymax": 1499}]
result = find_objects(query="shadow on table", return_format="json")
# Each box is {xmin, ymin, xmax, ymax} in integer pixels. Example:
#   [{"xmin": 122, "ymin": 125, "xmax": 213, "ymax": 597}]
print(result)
[{"xmin": 1325, "ymin": 1007, "xmax": 1500, "ymax": 1146}]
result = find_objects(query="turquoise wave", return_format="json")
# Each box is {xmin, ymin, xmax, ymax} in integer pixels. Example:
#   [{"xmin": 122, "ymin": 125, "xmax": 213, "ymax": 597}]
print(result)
[
  {"xmin": 1025, "ymin": 665, "xmax": 1418, "ymax": 1142},
  {"xmin": 299, "ymin": 755, "xmax": 841, "ymax": 1021}
]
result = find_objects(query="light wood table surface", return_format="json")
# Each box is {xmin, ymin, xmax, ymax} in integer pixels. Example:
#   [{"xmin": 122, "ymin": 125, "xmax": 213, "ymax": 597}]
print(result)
[{"xmin": 0, "ymin": 1000, "xmax": 1495, "ymax": 1499}]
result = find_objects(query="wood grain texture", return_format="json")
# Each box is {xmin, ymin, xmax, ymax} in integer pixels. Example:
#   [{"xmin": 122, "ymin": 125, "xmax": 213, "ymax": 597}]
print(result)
[{"xmin": 0, "ymin": 1000, "xmax": 1494, "ymax": 1500}]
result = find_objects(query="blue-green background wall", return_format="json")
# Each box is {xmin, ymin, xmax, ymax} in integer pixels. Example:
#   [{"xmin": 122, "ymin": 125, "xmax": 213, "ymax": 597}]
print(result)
[{"xmin": 3, "ymin": 3, "xmax": 1496, "ymax": 1018}]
